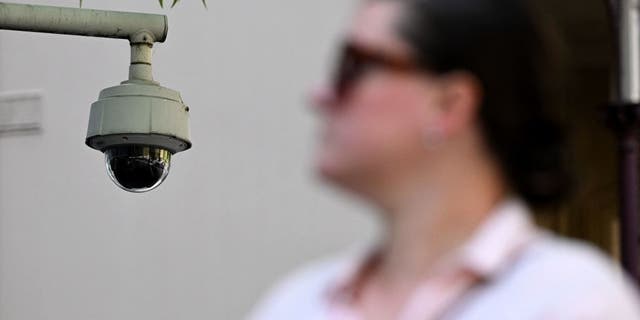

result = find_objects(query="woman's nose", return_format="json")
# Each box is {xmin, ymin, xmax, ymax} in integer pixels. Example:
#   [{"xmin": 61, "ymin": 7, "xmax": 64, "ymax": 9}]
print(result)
[{"xmin": 308, "ymin": 83, "xmax": 339, "ymax": 114}]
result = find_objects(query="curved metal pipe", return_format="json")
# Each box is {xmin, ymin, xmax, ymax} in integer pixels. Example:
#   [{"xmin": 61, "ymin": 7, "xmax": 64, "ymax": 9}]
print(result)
[{"xmin": 0, "ymin": 2, "xmax": 167, "ymax": 42}]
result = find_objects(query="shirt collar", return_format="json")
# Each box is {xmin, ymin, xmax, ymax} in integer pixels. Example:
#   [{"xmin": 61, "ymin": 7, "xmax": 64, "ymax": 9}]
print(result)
[{"xmin": 457, "ymin": 197, "xmax": 539, "ymax": 279}]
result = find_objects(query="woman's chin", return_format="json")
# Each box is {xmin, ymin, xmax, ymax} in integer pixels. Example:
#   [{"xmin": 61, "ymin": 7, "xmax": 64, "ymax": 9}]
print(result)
[
  {"xmin": 315, "ymin": 154, "xmax": 366, "ymax": 191},
  {"xmin": 314, "ymin": 153, "xmax": 348, "ymax": 183}
]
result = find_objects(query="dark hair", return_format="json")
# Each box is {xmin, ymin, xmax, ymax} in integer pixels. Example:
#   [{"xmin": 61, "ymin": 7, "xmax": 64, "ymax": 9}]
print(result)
[{"xmin": 393, "ymin": 0, "xmax": 571, "ymax": 206}]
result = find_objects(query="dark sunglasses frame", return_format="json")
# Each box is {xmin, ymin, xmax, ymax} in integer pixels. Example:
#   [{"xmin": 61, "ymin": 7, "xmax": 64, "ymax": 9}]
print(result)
[{"xmin": 332, "ymin": 43, "xmax": 418, "ymax": 99}]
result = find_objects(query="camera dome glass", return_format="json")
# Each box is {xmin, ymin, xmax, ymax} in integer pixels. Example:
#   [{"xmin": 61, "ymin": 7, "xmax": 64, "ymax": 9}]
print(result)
[{"xmin": 105, "ymin": 145, "xmax": 171, "ymax": 193}]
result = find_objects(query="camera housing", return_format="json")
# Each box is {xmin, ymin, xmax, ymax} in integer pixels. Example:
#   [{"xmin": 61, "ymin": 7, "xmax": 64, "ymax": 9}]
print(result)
[{"xmin": 86, "ymin": 79, "xmax": 191, "ymax": 193}]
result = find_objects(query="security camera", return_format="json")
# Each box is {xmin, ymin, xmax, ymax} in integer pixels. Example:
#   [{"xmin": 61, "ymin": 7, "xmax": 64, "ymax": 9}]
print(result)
[
  {"xmin": 85, "ymin": 32, "xmax": 192, "ymax": 193},
  {"xmin": 85, "ymin": 80, "xmax": 191, "ymax": 193},
  {"xmin": 0, "ymin": 2, "xmax": 192, "ymax": 193}
]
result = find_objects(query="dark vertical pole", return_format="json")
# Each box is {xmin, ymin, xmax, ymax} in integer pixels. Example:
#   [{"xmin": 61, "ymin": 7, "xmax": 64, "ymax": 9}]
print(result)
[
  {"xmin": 619, "ymin": 121, "xmax": 640, "ymax": 282},
  {"xmin": 607, "ymin": 104, "xmax": 640, "ymax": 284},
  {"xmin": 607, "ymin": 0, "xmax": 640, "ymax": 284}
]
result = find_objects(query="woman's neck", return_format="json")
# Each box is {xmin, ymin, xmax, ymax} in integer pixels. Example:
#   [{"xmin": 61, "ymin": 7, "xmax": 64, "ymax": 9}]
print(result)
[{"xmin": 371, "ymin": 155, "xmax": 507, "ymax": 289}]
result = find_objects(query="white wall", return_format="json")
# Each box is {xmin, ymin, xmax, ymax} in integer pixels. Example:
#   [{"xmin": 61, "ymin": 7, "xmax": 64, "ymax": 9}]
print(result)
[{"xmin": 0, "ymin": 1, "xmax": 377, "ymax": 319}]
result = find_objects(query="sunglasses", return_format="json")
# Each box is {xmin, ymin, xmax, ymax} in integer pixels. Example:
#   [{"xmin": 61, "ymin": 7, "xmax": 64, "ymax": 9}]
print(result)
[{"xmin": 332, "ymin": 42, "xmax": 418, "ymax": 99}]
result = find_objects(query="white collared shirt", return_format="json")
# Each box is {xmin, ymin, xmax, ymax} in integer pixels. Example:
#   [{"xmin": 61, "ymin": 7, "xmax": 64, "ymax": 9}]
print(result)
[{"xmin": 250, "ymin": 199, "xmax": 640, "ymax": 320}]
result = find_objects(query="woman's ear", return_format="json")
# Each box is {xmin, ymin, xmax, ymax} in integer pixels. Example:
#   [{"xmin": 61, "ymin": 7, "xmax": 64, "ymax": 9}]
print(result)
[{"xmin": 437, "ymin": 71, "xmax": 483, "ymax": 137}]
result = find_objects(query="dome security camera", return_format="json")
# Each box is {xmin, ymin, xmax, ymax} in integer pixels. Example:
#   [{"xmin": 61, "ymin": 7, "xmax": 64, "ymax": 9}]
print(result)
[
  {"xmin": 85, "ymin": 32, "xmax": 192, "ymax": 193},
  {"xmin": 0, "ymin": 3, "xmax": 192, "ymax": 193},
  {"xmin": 85, "ymin": 80, "xmax": 191, "ymax": 193}
]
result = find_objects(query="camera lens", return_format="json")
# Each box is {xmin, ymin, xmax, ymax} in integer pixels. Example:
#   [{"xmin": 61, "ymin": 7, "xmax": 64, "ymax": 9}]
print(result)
[{"xmin": 105, "ymin": 145, "xmax": 172, "ymax": 193}]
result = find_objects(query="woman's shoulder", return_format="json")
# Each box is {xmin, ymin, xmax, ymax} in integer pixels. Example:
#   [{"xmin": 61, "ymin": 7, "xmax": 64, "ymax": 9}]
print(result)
[
  {"xmin": 519, "ymin": 232, "xmax": 632, "ymax": 285},
  {"xmin": 248, "ymin": 249, "xmax": 362, "ymax": 320},
  {"xmin": 464, "ymin": 232, "xmax": 640, "ymax": 318}
]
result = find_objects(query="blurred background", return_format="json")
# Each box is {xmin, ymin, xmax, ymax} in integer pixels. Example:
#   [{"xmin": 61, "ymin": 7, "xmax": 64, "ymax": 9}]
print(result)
[{"xmin": 0, "ymin": 0, "xmax": 620, "ymax": 319}]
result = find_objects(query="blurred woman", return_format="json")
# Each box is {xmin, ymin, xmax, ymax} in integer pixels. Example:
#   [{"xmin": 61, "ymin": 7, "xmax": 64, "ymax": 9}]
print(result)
[{"xmin": 251, "ymin": 0, "xmax": 640, "ymax": 319}]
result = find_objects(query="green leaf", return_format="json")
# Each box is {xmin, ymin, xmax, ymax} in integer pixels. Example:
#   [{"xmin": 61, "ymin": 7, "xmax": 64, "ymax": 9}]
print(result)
[
  {"xmin": 171, "ymin": 0, "xmax": 180, "ymax": 8},
  {"xmin": 79, "ymin": 0, "xmax": 82, "ymax": 7},
  {"xmin": 159, "ymin": 0, "xmax": 164, "ymax": 8}
]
